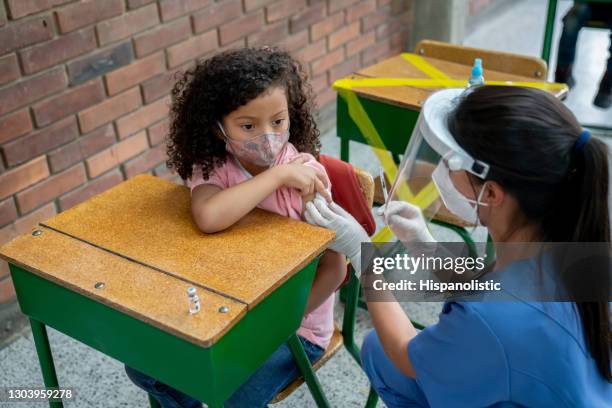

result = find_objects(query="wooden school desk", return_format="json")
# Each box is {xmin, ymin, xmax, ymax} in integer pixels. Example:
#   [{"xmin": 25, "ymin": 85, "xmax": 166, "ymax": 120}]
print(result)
[
  {"xmin": 0, "ymin": 174, "xmax": 335, "ymax": 408},
  {"xmin": 335, "ymin": 43, "xmax": 569, "ymax": 163}
]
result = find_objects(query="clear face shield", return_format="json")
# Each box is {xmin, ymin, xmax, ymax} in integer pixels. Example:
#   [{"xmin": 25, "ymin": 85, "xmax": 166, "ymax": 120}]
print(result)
[{"xmin": 386, "ymin": 88, "xmax": 490, "ymax": 227}]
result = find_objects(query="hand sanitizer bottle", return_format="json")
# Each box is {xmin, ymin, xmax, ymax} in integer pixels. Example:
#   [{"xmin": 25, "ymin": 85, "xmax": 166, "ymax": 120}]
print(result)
[{"xmin": 468, "ymin": 58, "xmax": 485, "ymax": 87}]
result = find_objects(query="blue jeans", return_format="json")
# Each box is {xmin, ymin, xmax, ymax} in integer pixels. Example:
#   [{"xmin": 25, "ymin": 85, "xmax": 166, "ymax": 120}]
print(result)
[
  {"xmin": 125, "ymin": 336, "xmax": 325, "ymax": 408},
  {"xmin": 556, "ymin": 3, "xmax": 612, "ymax": 74}
]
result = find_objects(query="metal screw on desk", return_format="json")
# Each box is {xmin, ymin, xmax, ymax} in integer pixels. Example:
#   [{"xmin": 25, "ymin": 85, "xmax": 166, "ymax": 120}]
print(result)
[
  {"xmin": 218, "ymin": 306, "xmax": 229, "ymax": 313},
  {"xmin": 187, "ymin": 287, "xmax": 201, "ymax": 315},
  {"xmin": 32, "ymin": 230, "xmax": 42, "ymax": 236},
  {"xmin": 94, "ymin": 282, "xmax": 105, "ymax": 289}
]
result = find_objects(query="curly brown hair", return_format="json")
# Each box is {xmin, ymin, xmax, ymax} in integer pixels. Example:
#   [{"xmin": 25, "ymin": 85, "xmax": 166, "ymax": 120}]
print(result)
[{"xmin": 166, "ymin": 46, "xmax": 321, "ymax": 181}]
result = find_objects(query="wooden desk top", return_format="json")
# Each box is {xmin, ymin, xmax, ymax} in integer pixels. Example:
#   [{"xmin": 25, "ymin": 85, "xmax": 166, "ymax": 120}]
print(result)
[
  {"xmin": 0, "ymin": 175, "xmax": 335, "ymax": 347},
  {"xmin": 338, "ymin": 54, "xmax": 567, "ymax": 110}
]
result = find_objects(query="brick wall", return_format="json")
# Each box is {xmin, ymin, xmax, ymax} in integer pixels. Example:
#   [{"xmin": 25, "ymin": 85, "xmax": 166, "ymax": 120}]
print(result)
[{"xmin": 0, "ymin": 0, "xmax": 413, "ymax": 307}]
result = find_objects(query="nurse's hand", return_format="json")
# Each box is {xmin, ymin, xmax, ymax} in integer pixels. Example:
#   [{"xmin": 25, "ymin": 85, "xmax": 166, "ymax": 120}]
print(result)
[
  {"xmin": 380, "ymin": 201, "xmax": 436, "ymax": 243},
  {"xmin": 304, "ymin": 196, "xmax": 369, "ymax": 276}
]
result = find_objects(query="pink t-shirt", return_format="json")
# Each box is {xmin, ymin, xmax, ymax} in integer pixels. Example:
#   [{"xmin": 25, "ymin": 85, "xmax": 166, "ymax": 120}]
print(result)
[{"xmin": 187, "ymin": 142, "xmax": 335, "ymax": 350}]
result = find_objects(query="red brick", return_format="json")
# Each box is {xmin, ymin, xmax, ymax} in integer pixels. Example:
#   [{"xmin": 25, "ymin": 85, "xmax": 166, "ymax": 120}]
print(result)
[
  {"xmin": 0, "ymin": 67, "xmax": 66, "ymax": 117},
  {"xmin": 55, "ymin": 0, "xmax": 123, "ymax": 33},
  {"xmin": 378, "ymin": 0, "xmax": 392, "ymax": 5},
  {"xmin": 32, "ymin": 79, "xmax": 105, "ymax": 127},
  {"xmin": 0, "ymin": 54, "xmax": 20, "ymax": 86},
  {"xmin": 20, "ymin": 28, "xmax": 96, "ymax": 75},
  {"xmin": 13, "ymin": 202, "xmax": 55, "ymax": 234},
  {"xmin": 311, "ymin": 47, "xmax": 344, "ymax": 76},
  {"xmin": 362, "ymin": 39, "xmax": 392, "ymax": 65},
  {"xmin": 310, "ymin": 73, "xmax": 328, "ymax": 94},
  {"xmin": 134, "ymin": 17, "xmax": 191, "ymax": 57},
  {"xmin": 124, "ymin": 144, "xmax": 168, "ymax": 178},
  {"xmin": 159, "ymin": 0, "xmax": 211, "ymax": 21},
  {"xmin": 329, "ymin": 0, "xmax": 360, "ymax": 13},
  {"xmin": 166, "ymin": 30, "xmax": 218, "ymax": 67},
  {"xmin": 265, "ymin": 0, "xmax": 306, "ymax": 23},
  {"xmin": 0, "ymin": 156, "xmax": 49, "ymax": 200},
  {"xmin": 0, "ymin": 198, "xmax": 17, "ymax": 227},
  {"xmin": 105, "ymin": 52, "xmax": 165, "ymax": 96},
  {"xmin": 6, "ymin": 0, "xmax": 72, "ymax": 19},
  {"xmin": 375, "ymin": 18, "xmax": 402, "ymax": 40},
  {"xmin": 310, "ymin": 11, "xmax": 344, "ymax": 41},
  {"xmin": 97, "ymin": 3, "xmax": 159, "ymax": 46},
  {"xmin": 78, "ymin": 87, "xmax": 142, "ymax": 133},
  {"xmin": 294, "ymin": 39, "xmax": 326, "ymax": 64},
  {"xmin": 86, "ymin": 131, "xmax": 148, "ymax": 177},
  {"xmin": 153, "ymin": 163, "xmax": 173, "ymax": 179},
  {"xmin": 0, "ymin": 276, "xmax": 16, "ymax": 305},
  {"xmin": 0, "ymin": 16, "xmax": 53, "ymax": 55},
  {"xmin": 148, "ymin": 118, "xmax": 169, "ymax": 146},
  {"xmin": 192, "ymin": 0, "xmax": 241, "ymax": 34},
  {"xmin": 116, "ymin": 97, "xmax": 170, "ymax": 139},
  {"xmin": 244, "ymin": 0, "xmax": 276, "ymax": 12},
  {"xmin": 3, "ymin": 116, "xmax": 79, "ymax": 168},
  {"xmin": 315, "ymin": 86, "xmax": 336, "ymax": 108},
  {"xmin": 219, "ymin": 11, "xmax": 263, "ymax": 46},
  {"xmin": 346, "ymin": 0, "xmax": 376, "ymax": 22},
  {"xmin": 0, "ymin": 262, "xmax": 8, "ymax": 281},
  {"xmin": 141, "ymin": 72, "xmax": 176, "ymax": 104},
  {"xmin": 328, "ymin": 21, "xmax": 359, "ymax": 50},
  {"xmin": 50, "ymin": 124, "xmax": 116, "ymax": 173},
  {"xmin": 346, "ymin": 30, "xmax": 375, "ymax": 56},
  {"xmin": 67, "ymin": 41, "xmax": 134, "ymax": 85},
  {"xmin": 361, "ymin": 7, "xmax": 390, "ymax": 32},
  {"xmin": 0, "ymin": 3, "xmax": 6, "ymax": 26},
  {"xmin": 17, "ymin": 164, "xmax": 86, "ymax": 214},
  {"xmin": 0, "ymin": 109, "xmax": 32, "ymax": 145},
  {"xmin": 247, "ymin": 21, "xmax": 288, "ymax": 47},
  {"xmin": 289, "ymin": 3, "xmax": 325, "ymax": 33},
  {"xmin": 329, "ymin": 54, "xmax": 360, "ymax": 81},
  {"xmin": 390, "ymin": 28, "xmax": 408, "ymax": 49},
  {"xmin": 128, "ymin": 0, "xmax": 156, "ymax": 8},
  {"xmin": 278, "ymin": 30, "xmax": 309, "ymax": 52},
  {"xmin": 59, "ymin": 169, "xmax": 123, "ymax": 211}
]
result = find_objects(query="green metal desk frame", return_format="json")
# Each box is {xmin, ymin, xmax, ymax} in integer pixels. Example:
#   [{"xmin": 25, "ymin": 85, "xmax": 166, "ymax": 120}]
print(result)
[{"xmin": 9, "ymin": 256, "xmax": 334, "ymax": 408}]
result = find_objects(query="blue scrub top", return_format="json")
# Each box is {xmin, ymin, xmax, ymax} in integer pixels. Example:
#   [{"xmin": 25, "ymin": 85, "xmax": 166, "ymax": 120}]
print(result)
[{"xmin": 407, "ymin": 257, "xmax": 612, "ymax": 407}]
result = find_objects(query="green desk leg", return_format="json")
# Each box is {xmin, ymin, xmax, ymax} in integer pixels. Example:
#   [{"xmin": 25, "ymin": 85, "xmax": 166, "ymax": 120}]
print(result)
[
  {"xmin": 286, "ymin": 334, "xmax": 331, "ymax": 408},
  {"xmin": 341, "ymin": 269, "xmax": 362, "ymax": 366},
  {"xmin": 365, "ymin": 386, "xmax": 379, "ymax": 408},
  {"xmin": 30, "ymin": 318, "xmax": 63, "ymax": 408},
  {"xmin": 542, "ymin": 0, "xmax": 558, "ymax": 66},
  {"xmin": 148, "ymin": 394, "xmax": 161, "ymax": 408}
]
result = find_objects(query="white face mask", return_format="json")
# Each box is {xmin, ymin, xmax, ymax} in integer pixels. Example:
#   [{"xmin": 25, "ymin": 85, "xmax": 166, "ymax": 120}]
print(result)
[{"xmin": 431, "ymin": 160, "xmax": 489, "ymax": 225}]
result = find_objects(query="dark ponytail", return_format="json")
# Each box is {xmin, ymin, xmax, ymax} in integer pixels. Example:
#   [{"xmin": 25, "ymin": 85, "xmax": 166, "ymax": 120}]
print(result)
[{"xmin": 447, "ymin": 86, "xmax": 612, "ymax": 382}]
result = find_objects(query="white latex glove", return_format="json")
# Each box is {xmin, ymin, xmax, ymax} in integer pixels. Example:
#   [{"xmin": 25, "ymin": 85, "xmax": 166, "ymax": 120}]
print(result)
[
  {"xmin": 304, "ymin": 196, "xmax": 370, "ymax": 276},
  {"xmin": 379, "ymin": 201, "xmax": 436, "ymax": 243}
]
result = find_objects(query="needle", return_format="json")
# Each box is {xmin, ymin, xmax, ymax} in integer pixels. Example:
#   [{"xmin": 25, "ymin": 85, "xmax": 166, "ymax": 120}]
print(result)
[{"xmin": 379, "ymin": 167, "xmax": 388, "ymax": 204}]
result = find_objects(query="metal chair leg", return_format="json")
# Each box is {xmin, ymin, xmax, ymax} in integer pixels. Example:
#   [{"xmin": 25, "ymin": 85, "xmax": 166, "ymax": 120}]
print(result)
[
  {"xmin": 30, "ymin": 318, "xmax": 63, "ymax": 408},
  {"xmin": 342, "ymin": 269, "xmax": 362, "ymax": 366},
  {"xmin": 286, "ymin": 334, "xmax": 331, "ymax": 408},
  {"xmin": 365, "ymin": 386, "xmax": 379, "ymax": 408},
  {"xmin": 148, "ymin": 394, "xmax": 161, "ymax": 408}
]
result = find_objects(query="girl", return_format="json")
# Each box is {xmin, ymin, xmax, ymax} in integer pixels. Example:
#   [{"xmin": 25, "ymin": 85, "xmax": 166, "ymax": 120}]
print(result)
[
  {"xmin": 125, "ymin": 47, "xmax": 346, "ymax": 408},
  {"xmin": 306, "ymin": 86, "xmax": 612, "ymax": 406}
]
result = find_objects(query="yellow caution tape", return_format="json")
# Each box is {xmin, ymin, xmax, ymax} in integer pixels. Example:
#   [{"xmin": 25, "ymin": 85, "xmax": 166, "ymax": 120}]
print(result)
[
  {"xmin": 400, "ymin": 53, "xmax": 451, "ymax": 80},
  {"xmin": 337, "ymin": 54, "xmax": 567, "ymax": 242},
  {"xmin": 334, "ymin": 77, "xmax": 568, "ymax": 92}
]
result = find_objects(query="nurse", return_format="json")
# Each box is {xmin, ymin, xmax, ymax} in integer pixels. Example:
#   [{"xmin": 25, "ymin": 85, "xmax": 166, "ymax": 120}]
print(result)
[{"xmin": 305, "ymin": 86, "xmax": 612, "ymax": 407}]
